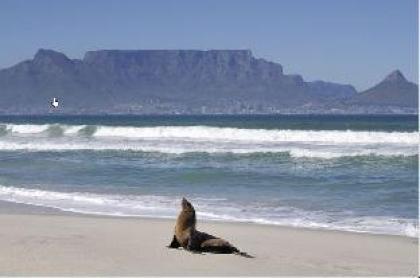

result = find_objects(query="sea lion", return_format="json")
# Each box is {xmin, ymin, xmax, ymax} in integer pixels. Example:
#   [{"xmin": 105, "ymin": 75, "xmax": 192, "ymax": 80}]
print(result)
[
  {"xmin": 168, "ymin": 197, "xmax": 196, "ymax": 249},
  {"xmin": 168, "ymin": 198, "xmax": 253, "ymax": 258}
]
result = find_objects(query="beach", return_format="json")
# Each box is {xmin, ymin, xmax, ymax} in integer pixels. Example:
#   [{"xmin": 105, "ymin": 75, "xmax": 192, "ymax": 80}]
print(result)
[{"xmin": 0, "ymin": 206, "xmax": 417, "ymax": 276}]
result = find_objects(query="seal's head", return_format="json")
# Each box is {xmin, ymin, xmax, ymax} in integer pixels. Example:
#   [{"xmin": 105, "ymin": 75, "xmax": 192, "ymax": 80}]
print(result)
[{"xmin": 181, "ymin": 197, "xmax": 194, "ymax": 212}]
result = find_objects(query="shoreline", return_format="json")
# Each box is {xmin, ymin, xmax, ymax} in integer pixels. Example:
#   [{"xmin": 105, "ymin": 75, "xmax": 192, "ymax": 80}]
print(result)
[
  {"xmin": 0, "ymin": 201, "xmax": 418, "ymax": 276},
  {"xmin": 0, "ymin": 200, "xmax": 416, "ymax": 239}
]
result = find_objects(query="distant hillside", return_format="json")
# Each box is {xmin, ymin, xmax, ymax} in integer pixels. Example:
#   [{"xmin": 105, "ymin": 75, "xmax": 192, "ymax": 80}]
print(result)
[
  {"xmin": 0, "ymin": 49, "xmax": 416, "ymax": 114},
  {"xmin": 348, "ymin": 70, "xmax": 418, "ymax": 107}
]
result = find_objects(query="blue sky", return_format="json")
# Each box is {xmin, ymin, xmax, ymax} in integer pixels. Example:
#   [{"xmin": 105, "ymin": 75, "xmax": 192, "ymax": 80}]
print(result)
[{"xmin": 0, "ymin": 0, "xmax": 417, "ymax": 90}]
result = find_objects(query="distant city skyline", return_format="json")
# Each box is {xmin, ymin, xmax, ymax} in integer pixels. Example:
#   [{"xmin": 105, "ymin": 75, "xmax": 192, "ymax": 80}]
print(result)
[{"xmin": 0, "ymin": 0, "xmax": 417, "ymax": 90}]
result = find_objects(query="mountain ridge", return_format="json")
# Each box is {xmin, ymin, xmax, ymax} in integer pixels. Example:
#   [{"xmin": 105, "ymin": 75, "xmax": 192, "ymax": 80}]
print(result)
[
  {"xmin": 346, "ymin": 70, "xmax": 418, "ymax": 108},
  {"xmin": 0, "ymin": 49, "xmax": 416, "ymax": 114}
]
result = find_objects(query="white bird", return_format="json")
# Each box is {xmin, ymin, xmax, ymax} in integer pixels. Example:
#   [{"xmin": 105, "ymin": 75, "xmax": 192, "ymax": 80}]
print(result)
[{"xmin": 51, "ymin": 97, "xmax": 59, "ymax": 108}]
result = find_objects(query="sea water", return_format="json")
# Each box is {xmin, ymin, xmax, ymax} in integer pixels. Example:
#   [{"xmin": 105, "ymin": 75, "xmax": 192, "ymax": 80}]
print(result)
[{"xmin": 0, "ymin": 115, "xmax": 417, "ymax": 237}]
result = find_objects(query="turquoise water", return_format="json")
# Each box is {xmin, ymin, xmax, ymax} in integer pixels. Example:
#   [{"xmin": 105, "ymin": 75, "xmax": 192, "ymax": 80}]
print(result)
[{"xmin": 0, "ymin": 115, "xmax": 418, "ymax": 237}]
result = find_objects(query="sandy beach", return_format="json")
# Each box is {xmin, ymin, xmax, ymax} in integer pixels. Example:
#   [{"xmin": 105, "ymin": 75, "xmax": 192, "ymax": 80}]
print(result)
[{"xmin": 0, "ymin": 209, "xmax": 417, "ymax": 276}]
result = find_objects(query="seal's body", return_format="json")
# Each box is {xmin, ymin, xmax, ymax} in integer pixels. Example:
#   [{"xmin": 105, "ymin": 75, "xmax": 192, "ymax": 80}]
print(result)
[
  {"xmin": 169, "ymin": 197, "xmax": 196, "ymax": 249},
  {"xmin": 168, "ymin": 198, "xmax": 253, "ymax": 257}
]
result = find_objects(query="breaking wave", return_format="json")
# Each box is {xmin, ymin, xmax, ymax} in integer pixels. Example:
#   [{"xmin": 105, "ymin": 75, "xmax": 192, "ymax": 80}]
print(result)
[
  {"xmin": 0, "ymin": 185, "xmax": 417, "ymax": 237},
  {"xmin": 0, "ymin": 124, "xmax": 417, "ymax": 158},
  {"xmin": 1, "ymin": 123, "xmax": 418, "ymax": 144}
]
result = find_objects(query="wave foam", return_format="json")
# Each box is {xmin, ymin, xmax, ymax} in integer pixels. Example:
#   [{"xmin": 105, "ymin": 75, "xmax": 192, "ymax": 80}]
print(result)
[
  {"xmin": 0, "ymin": 140, "xmax": 417, "ymax": 158},
  {"xmin": 0, "ymin": 124, "xmax": 417, "ymax": 158},
  {"xmin": 0, "ymin": 185, "xmax": 417, "ymax": 237},
  {"xmin": 1, "ymin": 124, "xmax": 418, "ymax": 144}
]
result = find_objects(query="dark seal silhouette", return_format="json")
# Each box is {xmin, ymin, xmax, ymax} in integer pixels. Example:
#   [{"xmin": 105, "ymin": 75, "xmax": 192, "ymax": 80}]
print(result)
[{"xmin": 167, "ymin": 198, "xmax": 253, "ymax": 258}]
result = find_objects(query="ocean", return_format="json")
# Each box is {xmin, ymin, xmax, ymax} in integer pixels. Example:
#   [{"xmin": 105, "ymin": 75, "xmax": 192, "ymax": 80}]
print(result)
[{"xmin": 0, "ymin": 115, "xmax": 418, "ymax": 237}]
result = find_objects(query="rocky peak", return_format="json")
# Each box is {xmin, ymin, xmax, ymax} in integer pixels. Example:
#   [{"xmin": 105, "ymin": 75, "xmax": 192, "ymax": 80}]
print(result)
[
  {"xmin": 34, "ymin": 49, "xmax": 70, "ymax": 61},
  {"xmin": 383, "ymin": 70, "xmax": 407, "ymax": 83},
  {"xmin": 33, "ymin": 49, "xmax": 72, "ymax": 69}
]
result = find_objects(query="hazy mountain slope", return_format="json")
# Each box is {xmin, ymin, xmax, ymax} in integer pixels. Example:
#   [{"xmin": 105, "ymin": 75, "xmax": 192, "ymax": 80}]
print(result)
[
  {"xmin": 348, "ymin": 70, "xmax": 418, "ymax": 107},
  {"xmin": 0, "ymin": 49, "xmax": 415, "ymax": 114}
]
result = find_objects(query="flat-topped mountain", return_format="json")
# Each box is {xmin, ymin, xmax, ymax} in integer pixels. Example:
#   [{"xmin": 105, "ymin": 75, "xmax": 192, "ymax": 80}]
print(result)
[{"xmin": 0, "ymin": 49, "xmax": 416, "ymax": 114}]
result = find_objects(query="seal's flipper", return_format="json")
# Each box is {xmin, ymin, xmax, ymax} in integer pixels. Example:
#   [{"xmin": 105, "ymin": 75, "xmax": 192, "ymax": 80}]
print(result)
[
  {"xmin": 233, "ymin": 250, "xmax": 255, "ymax": 258},
  {"xmin": 168, "ymin": 235, "xmax": 180, "ymax": 248}
]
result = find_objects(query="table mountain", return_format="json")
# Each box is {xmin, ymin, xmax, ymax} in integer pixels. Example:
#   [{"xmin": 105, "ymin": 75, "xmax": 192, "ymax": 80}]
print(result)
[{"xmin": 0, "ymin": 49, "xmax": 416, "ymax": 114}]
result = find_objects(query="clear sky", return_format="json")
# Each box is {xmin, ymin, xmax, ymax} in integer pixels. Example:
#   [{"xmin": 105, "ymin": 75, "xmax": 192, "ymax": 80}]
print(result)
[{"xmin": 0, "ymin": 0, "xmax": 417, "ymax": 90}]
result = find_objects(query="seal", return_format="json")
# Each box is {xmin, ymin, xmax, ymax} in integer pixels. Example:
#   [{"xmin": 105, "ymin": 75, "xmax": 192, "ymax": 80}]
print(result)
[
  {"xmin": 168, "ymin": 198, "xmax": 253, "ymax": 258},
  {"xmin": 168, "ymin": 197, "xmax": 196, "ymax": 249}
]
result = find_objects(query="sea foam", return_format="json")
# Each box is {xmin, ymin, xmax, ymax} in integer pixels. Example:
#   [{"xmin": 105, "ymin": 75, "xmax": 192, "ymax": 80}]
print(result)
[
  {"xmin": 0, "ymin": 124, "xmax": 417, "ymax": 158},
  {"xmin": 2, "ymin": 124, "xmax": 418, "ymax": 144},
  {"xmin": 0, "ymin": 185, "xmax": 417, "ymax": 237}
]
